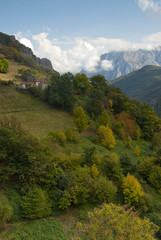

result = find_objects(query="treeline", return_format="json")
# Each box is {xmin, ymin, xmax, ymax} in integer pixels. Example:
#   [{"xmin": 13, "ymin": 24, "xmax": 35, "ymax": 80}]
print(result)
[{"xmin": 28, "ymin": 72, "xmax": 161, "ymax": 141}]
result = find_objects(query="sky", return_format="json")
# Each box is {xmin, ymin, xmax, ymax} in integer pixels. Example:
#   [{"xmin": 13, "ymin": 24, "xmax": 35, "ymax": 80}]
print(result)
[{"xmin": 1, "ymin": 0, "xmax": 161, "ymax": 73}]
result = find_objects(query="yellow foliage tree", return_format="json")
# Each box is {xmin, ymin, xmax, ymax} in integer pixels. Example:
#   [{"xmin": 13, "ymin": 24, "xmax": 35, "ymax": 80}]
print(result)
[
  {"xmin": 97, "ymin": 125, "xmax": 116, "ymax": 149},
  {"xmin": 134, "ymin": 145, "xmax": 141, "ymax": 156},
  {"xmin": 73, "ymin": 106, "xmax": 88, "ymax": 132},
  {"xmin": 91, "ymin": 164, "xmax": 99, "ymax": 179},
  {"xmin": 75, "ymin": 203, "xmax": 159, "ymax": 240},
  {"xmin": 122, "ymin": 173, "xmax": 144, "ymax": 205}
]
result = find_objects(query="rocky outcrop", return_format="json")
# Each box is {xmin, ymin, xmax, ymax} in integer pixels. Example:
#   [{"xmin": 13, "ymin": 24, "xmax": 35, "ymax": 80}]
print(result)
[{"xmin": 0, "ymin": 32, "xmax": 53, "ymax": 69}]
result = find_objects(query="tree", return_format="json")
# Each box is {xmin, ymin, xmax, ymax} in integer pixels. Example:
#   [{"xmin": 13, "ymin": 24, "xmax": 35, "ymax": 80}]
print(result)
[
  {"xmin": 48, "ymin": 72, "xmax": 75, "ymax": 110},
  {"xmin": 99, "ymin": 154, "xmax": 123, "ymax": 184},
  {"xmin": 76, "ymin": 203, "xmax": 158, "ymax": 240},
  {"xmin": 0, "ymin": 59, "xmax": 9, "ymax": 73},
  {"xmin": 0, "ymin": 117, "xmax": 55, "ymax": 187},
  {"xmin": 91, "ymin": 176, "xmax": 117, "ymax": 204},
  {"xmin": 149, "ymin": 165, "xmax": 161, "ymax": 193},
  {"xmin": 139, "ymin": 157, "xmax": 156, "ymax": 181},
  {"xmin": 134, "ymin": 145, "xmax": 140, "ymax": 156},
  {"xmin": 0, "ymin": 202, "xmax": 12, "ymax": 225},
  {"xmin": 122, "ymin": 173, "xmax": 144, "ymax": 205},
  {"xmin": 152, "ymin": 132, "xmax": 161, "ymax": 150},
  {"xmin": 73, "ymin": 106, "xmax": 88, "ymax": 132},
  {"xmin": 73, "ymin": 73, "xmax": 91, "ymax": 94},
  {"xmin": 97, "ymin": 125, "xmax": 116, "ymax": 149},
  {"xmin": 120, "ymin": 154, "xmax": 138, "ymax": 176},
  {"xmin": 21, "ymin": 187, "xmax": 52, "ymax": 219},
  {"xmin": 99, "ymin": 110, "xmax": 111, "ymax": 127}
]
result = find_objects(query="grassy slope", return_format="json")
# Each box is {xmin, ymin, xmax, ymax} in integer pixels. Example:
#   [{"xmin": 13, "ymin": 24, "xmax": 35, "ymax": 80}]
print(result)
[
  {"xmin": 0, "ymin": 85, "xmax": 74, "ymax": 139},
  {"xmin": 0, "ymin": 53, "xmax": 26, "ymax": 83}
]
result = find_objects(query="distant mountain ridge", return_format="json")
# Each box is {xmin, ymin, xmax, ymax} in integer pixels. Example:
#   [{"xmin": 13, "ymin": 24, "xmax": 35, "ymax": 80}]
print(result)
[
  {"xmin": 0, "ymin": 32, "xmax": 53, "ymax": 69},
  {"xmin": 110, "ymin": 65, "xmax": 161, "ymax": 117},
  {"xmin": 82, "ymin": 48, "xmax": 161, "ymax": 80}
]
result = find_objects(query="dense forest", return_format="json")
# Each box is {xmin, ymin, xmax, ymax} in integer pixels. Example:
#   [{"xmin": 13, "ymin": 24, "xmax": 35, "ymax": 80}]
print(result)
[{"xmin": 0, "ymin": 70, "xmax": 161, "ymax": 239}]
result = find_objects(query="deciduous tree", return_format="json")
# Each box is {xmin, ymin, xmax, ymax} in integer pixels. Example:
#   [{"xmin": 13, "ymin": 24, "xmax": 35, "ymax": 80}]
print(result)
[{"xmin": 76, "ymin": 203, "xmax": 158, "ymax": 240}]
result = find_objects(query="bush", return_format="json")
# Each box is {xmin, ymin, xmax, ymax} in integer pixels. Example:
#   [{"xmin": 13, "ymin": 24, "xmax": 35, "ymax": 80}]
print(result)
[
  {"xmin": 48, "ymin": 130, "xmax": 66, "ymax": 146},
  {"xmin": 152, "ymin": 132, "xmax": 161, "ymax": 150},
  {"xmin": 21, "ymin": 187, "xmax": 52, "ymax": 219},
  {"xmin": 0, "ymin": 59, "xmax": 9, "ymax": 73},
  {"xmin": 134, "ymin": 145, "xmax": 141, "ymax": 156},
  {"xmin": 0, "ymin": 202, "xmax": 13, "ymax": 224},
  {"xmin": 99, "ymin": 154, "xmax": 123, "ymax": 184},
  {"xmin": 91, "ymin": 175, "xmax": 117, "ymax": 204},
  {"xmin": 5, "ymin": 187, "xmax": 22, "ymax": 222},
  {"xmin": 122, "ymin": 173, "xmax": 144, "ymax": 205},
  {"xmin": 135, "ymin": 193, "xmax": 153, "ymax": 213},
  {"xmin": 149, "ymin": 165, "xmax": 161, "ymax": 193},
  {"xmin": 97, "ymin": 125, "xmax": 116, "ymax": 149},
  {"xmin": 99, "ymin": 110, "xmax": 111, "ymax": 127},
  {"xmin": 65, "ymin": 128, "xmax": 79, "ymax": 143},
  {"xmin": 120, "ymin": 154, "xmax": 138, "ymax": 176},
  {"xmin": 57, "ymin": 130, "xmax": 66, "ymax": 146},
  {"xmin": 139, "ymin": 157, "xmax": 156, "ymax": 181},
  {"xmin": 73, "ymin": 106, "xmax": 88, "ymax": 132}
]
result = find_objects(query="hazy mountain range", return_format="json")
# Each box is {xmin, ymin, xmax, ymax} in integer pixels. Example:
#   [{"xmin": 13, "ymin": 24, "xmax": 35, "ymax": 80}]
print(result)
[{"xmin": 82, "ymin": 48, "xmax": 161, "ymax": 80}]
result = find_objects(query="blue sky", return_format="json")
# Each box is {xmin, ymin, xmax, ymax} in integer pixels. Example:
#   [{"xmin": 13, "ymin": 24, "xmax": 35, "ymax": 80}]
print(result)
[{"xmin": 1, "ymin": 0, "xmax": 161, "ymax": 73}]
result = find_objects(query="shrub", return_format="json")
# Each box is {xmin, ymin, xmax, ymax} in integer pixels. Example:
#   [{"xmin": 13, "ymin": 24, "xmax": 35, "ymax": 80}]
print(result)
[
  {"xmin": 0, "ymin": 59, "xmax": 9, "ymax": 73},
  {"xmin": 91, "ymin": 176, "xmax": 117, "ymax": 204},
  {"xmin": 139, "ymin": 157, "xmax": 156, "ymax": 181},
  {"xmin": 21, "ymin": 187, "xmax": 52, "ymax": 219},
  {"xmin": 57, "ymin": 130, "xmax": 66, "ymax": 146},
  {"xmin": 152, "ymin": 132, "xmax": 161, "ymax": 150},
  {"xmin": 99, "ymin": 154, "xmax": 123, "ymax": 184},
  {"xmin": 122, "ymin": 173, "xmax": 144, "ymax": 205},
  {"xmin": 73, "ymin": 106, "xmax": 88, "ymax": 132},
  {"xmin": 120, "ymin": 154, "xmax": 138, "ymax": 176},
  {"xmin": 97, "ymin": 125, "xmax": 116, "ymax": 149},
  {"xmin": 134, "ymin": 145, "xmax": 141, "ymax": 156},
  {"xmin": 0, "ymin": 202, "xmax": 13, "ymax": 224},
  {"xmin": 149, "ymin": 165, "xmax": 161, "ymax": 193},
  {"xmin": 99, "ymin": 110, "xmax": 111, "ymax": 127},
  {"xmin": 65, "ymin": 127, "xmax": 79, "ymax": 143}
]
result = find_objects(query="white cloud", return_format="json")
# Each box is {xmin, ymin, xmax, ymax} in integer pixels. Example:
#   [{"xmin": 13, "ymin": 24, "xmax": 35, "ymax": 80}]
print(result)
[
  {"xmin": 15, "ymin": 31, "xmax": 161, "ymax": 73},
  {"xmin": 143, "ymin": 31, "xmax": 161, "ymax": 43},
  {"xmin": 19, "ymin": 38, "xmax": 34, "ymax": 51},
  {"xmin": 136, "ymin": 0, "xmax": 161, "ymax": 13},
  {"xmin": 101, "ymin": 60, "xmax": 114, "ymax": 71}
]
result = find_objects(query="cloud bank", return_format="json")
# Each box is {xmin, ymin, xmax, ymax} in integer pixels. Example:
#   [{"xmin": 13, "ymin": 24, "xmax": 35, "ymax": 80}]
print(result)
[
  {"xmin": 137, "ymin": 0, "xmax": 161, "ymax": 13},
  {"xmin": 16, "ymin": 31, "xmax": 161, "ymax": 73}
]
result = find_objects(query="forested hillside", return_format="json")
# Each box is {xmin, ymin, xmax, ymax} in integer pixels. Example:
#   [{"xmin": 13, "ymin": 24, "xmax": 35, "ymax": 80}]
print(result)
[
  {"xmin": 0, "ymin": 72, "xmax": 161, "ymax": 239},
  {"xmin": 111, "ymin": 65, "xmax": 161, "ymax": 117},
  {"xmin": 1, "ymin": 33, "xmax": 161, "ymax": 239}
]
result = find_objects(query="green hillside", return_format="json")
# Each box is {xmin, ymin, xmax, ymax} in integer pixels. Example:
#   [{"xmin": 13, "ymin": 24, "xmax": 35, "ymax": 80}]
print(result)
[
  {"xmin": 1, "ymin": 32, "xmax": 161, "ymax": 240},
  {"xmin": 110, "ymin": 65, "xmax": 161, "ymax": 116},
  {"xmin": 0, "ymin": 85, "xmax": 74, "ymax": 139}
]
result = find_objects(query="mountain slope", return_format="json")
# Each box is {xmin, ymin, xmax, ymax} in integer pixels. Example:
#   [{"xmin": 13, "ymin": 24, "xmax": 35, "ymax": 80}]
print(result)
[
  {"xmin": 0, "ymin": 32, "xmax": 53, "ymax": 69},
  {"xmin": 82, "ymin": 48, "xmax": 161, "ymax": 80},
  {"xmin": 110, "ymin": 65, "xmax": 161, "ymax": 116}
]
